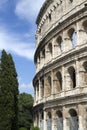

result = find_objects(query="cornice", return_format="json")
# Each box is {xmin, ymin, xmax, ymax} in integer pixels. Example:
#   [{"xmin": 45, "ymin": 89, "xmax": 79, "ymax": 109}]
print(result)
[
  {"xmin": 34, "ymin": 6, "xmax": 87, "ymax": 63},
  {"xmin": 36, "ymin": 0, "xmax": 53, "ymax": 25},
  {"xmin": 44, "ymin": 93, "xmax": 87, "ymax": 109}
]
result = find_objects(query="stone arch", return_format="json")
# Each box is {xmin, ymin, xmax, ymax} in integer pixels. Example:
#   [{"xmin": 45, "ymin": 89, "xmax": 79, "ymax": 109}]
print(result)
[
  {"xmin": 68, "ymin": 66, "xmax": 76, "ymax": 89},
  {"xmin": 47, "ymin": 112, "xmax": 52, "ymax": 130},
  {"xmin": 40, "ymin": 77, "xmax": 44, "ymax": 98},
  {"xmin": 46, "ymin": 42, "xmax": 52, "ymax": 62},
  {"xmin": 69, "ymin": 109, "xmax": 78, "ymax": 130},
  {"xmin": 40, "ymin": 111, "xmax": 44, "ymax": 130},
  {"xmin": 54, "ymin": 35, "xmax": 63, "ymax": 57},
  {"xmin": 41, "ymin": 49, "xmax": 45, "ymax": 67},
  {"xmin": 36, "ymin": 54, "xmax": 40, "ymax": 71},
  {"xmin": 54, "ymin": 71, "xmax": 62, "ymax": 93},
  {"xmin": 82, "ymin": 61, "xmax": 87, "ymax": 85},
  {"xmin": 82, "ymin": 20, "xmax": 87, "ymax": 44},
  {"xmin": 45, "ymin": 75, "xmax": 52, "ymax": 97},
  {"xmin": 68, "ymin": 28, "xmax": 77, "ymax": 48},
  {"xmin": 56, "ymin": 110, "xmax": 63, "ymax": 130},
  {"xmin": 47, "ymin": 43, "xmax": 52, "ymax": 55},
  {"xmin": 57, "ymin": 35, "xmax": 63, "ymax": 52},
  {"xmin": 83, "ymin": 20, "xmax": 87, "ymax": 33}
]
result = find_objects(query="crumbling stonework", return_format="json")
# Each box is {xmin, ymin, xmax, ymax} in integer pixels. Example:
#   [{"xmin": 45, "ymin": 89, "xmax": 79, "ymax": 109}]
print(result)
[{"xmin": 33, "ymin": 0, "xmax": 87, "ymax": 130}]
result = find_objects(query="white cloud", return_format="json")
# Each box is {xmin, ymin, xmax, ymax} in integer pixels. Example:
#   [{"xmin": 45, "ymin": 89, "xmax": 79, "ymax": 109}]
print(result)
[
  {"xmin": 20, "ymin": 82, "xmax": 33, "ymax": 90},
  {"xmin": 0, "ymin": 27, "xmax": 35, "ymax": 60},
  {"xmin": 19, "ymin": 82, "xmax": 34, "ymax": 95},
  {"xmin": 15, "ymin": 0, "xmax": 45, "ymax": 22}
]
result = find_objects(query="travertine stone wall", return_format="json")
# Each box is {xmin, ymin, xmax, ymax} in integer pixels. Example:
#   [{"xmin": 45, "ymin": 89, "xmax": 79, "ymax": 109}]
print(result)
[{"xmin": 33, "ymin": 0, "xmax": 87, "ymax": 130}]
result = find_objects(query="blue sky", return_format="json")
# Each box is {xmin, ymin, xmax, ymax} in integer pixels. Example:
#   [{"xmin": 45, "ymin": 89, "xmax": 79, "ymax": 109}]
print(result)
[{"xmin": 0, "ymin": 0, "xmax": 45, "ymax": 96}]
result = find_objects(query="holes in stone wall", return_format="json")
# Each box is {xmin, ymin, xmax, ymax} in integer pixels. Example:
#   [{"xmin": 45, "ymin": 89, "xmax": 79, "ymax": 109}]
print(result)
[
  {"xmin": 68, "ymin": 66, "xmax": 76, "ymax": 89},
  {"xmin": 68, "ymin": 28, "xmax": 77, "ymax": 48}
]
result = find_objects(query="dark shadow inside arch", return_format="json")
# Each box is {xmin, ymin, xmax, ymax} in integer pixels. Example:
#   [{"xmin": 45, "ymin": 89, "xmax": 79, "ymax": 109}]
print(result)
[
  {"xmin": 69, "ymin": 109, "xmax": 78, "ymax": 130},
  {"xmin": 68, "ymin": 66, "xmax": 76, "ymax": 89}
]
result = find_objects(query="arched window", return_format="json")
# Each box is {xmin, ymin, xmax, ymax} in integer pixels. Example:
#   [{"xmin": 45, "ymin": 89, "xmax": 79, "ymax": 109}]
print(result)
[
  {"xmin": 68, "ymin": 66, "xmax": 76, "ymax": 89},
  {"xmin": 69, "ymin": 109, "xmax": 78, "ymax": 130},
  {"xmin": 57, "ymin": 36, "xmax": 63, "ymax": 51},
  {"xmin": 83, "ymin": 20, "xmax": 87, "ymax": 33},
  {"xmin": 40, "ymin": 78, "xmax": 44, "ymax": 98},
  {"xmin": 83, "ymin": 61, "xmax": 87, "ymax": 85},
  {"xmin": 56, "ymin": 111, "xmax": 63, "ymax": 130},
  {"xmin": 47, "ymin": 112, "xmax": 52, "ymax": 130},
  {"xmin": 49, "ymin": 13, "xmax": 51, "ymax": 21},
  {"xmin": 45, "ymin": 76, "xmax": 51, "ymax": 97},
  {"xmin": 48, "ymin": 43, "xmax": 52, "ymax": 55},
  {"xmin": 40, "ymin": 112, "xmax": 44, "ymax": 130},
  {"xmin": 54, "ymin": 71, "xmax": 62, "ymax": 93},
  {"xmin": 46, "ymin": 43, "xmax": 52, "ymax": 62},
  {"xmin": 70, "ymin": 0, "xmax": 73, "ymax": 3},
  {"xmin": 68, "ymin": 28, "xmax": 77, "ymax": 48}
]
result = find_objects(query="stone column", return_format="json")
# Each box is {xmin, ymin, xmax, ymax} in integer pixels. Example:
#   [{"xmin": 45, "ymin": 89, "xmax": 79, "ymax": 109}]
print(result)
[
  {"xmin": 77, "ymin": 21, "xmax": 87, "ymax": 46},
  {"xmin": 78, "ymin": 104, "xmax": 86, "ymax": 130},
  {"xmin": 36, "ymin": 86, "xmax": 38, "ymax": 102},
  {"xmin": 63, "ymin": 107, "xmax": 69, "ymax": 130},
  {"xmin": 62, "ymin": 66, "xmax": 65, "ymax": 91},
  {"xmin": 51, "ymin": 71, "xmax": 54, "ymax": 99},
  {"xmin": 44, "ymin": 110, "xmax": 47, "ymax": 130},
  {"xmin": 38, "ymin": 112, "xmax": 41, "ymax": 129},
  {"xmin": 39, "ymin": 79, "xmax": 41, "ymax": 102},
  {"xmin": 34, "ymin": 87, "xmax": 36, "ymax": 104},
  {"xmin": 76, "ymin": 59, "xmax": 80, "ymax": 87},
  {"xmin": 66, "ymin": 73, "xmax": 71, "ymax": 91},
  {"xmin": 52, "ymin": 109, "xmax": 57, "ymax": 130},
  {"xmin": 63, "ymin": 30, "xmax": 72, "ymax": 52}
]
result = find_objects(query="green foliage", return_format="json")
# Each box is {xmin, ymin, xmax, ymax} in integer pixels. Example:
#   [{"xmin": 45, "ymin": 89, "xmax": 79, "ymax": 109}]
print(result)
[
  {"xmin": 31, "ymin": 126, "xmax": 40, "ymax": 130},
  {"xmin": 19, "ymin": 127, "xmax": 27, "ymax": 130},
  {"xmin": 18, "ymin": 93, "xmax": 34, "ymax": 130},
  {"xmin": 0, "ymin": 50, "xmax": 19, "ymax": 130}
]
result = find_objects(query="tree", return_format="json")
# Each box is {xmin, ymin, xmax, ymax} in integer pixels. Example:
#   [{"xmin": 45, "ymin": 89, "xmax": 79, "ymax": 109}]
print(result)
[
  {"xmin": 18, "ymin": 93, "xmax": 34, "ymax": 130},
  {"xmin": 8, "ymin": 54, "xmax": 19, "ymax": 130},
  {"xmin": 0, "ymin": 50, "xmax": 19, "ymax": 130}
]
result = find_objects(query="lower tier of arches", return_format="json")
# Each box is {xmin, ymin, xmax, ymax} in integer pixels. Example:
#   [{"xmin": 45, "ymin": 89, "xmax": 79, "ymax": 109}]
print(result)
[{"xmin": 33, "ymin": 99, "xmax": 87, "ymax": 130}]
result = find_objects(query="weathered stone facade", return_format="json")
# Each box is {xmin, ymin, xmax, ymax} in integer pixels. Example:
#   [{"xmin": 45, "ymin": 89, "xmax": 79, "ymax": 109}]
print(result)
[{"xmin": 33, "ymin": 0, "xmax": 87, "ymax": 130}]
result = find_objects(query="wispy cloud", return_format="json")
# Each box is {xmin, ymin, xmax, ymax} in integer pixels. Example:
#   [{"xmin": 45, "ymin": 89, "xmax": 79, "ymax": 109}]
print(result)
[
  {"xmin": 20, "ymin": 82, "xmax": 33, "ymax": 90},
  {"xmin": 15, "ymin": 0, "xmax": 45, "ymax": 22},
  {"xmin": 19, "ymin": 82, "xmax": 34, "ymax": 95},
  {"xmin": 0, "ymin": 26, "xmax": 35, "ymax": 60}
]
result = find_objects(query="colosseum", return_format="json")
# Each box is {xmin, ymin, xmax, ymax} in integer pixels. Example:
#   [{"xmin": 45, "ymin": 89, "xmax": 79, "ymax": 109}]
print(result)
[{"xmin": 33, "ymin": 0, "xmax": 87, "ymax": 130}]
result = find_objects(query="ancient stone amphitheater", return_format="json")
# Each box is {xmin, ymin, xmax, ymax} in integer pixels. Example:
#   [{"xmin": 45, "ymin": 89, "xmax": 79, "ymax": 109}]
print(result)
[{"xmin": 33, "ymin": 0, "xmax": 87, "ymax": 130}]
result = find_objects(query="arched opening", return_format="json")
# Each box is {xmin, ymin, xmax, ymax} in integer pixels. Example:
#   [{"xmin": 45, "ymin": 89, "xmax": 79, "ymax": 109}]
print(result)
[
  {"xmin": 69, "ymin": 109, "xmax": 78, "ymax": 130},
  {"xmin": 47, "ymin": 43, "xmax": 52, "ymax": 62},
  {"xmin": 40, "ymin": 112, "xmax": 44, "ymax": 130},
  {"xmin": 36, "ymin": 81, "xmax": 39, "ymax": 102},
  {"xmin": 36, "ymin": 113, "xmax": 39, "ymax": 127},
  {"xmin": 45, "ymin": 76, "xmax": 51, "ymax": 97},
  {"xmin": 41, "ymin": 49, "xmax": 45, "ymax": 67},
  {"xmin": 83, "ymin": 61, "xmax": 87, "ymax": 85},
  {"xmin": 54, "ymin": 36, "xmax": 63, "ymax": 57},
  {"xmin": 54, "ymin": 71, "xmax": 62, "ymax": 93},
  {"xmin": 56, "ymin": 111, "xmax": 63, "ymax": 130},
  {"xmin": 47, "ymin": 112, "xmax": 52, "ymax": 130},
  {"xmin": 68, "ymin": 66, "xmax": 76, "ymax": 89},
  {"xmin": 68, "ymin": 28, "xmax": 77, "ymax": 48},
  {"xmin": 83, "ymin": 20, "xmax": 87, "ymax": 33},
  {"xmin": 40, "ymin": 78, "xmax": 44, "ymax": 98},
  {"xmin": 57, "ymin": 36, "xmax": 63, "ymax": 51},
  {"xmin": 48, "ymin": 43, "xmax": 52, "ymax": 55}
]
